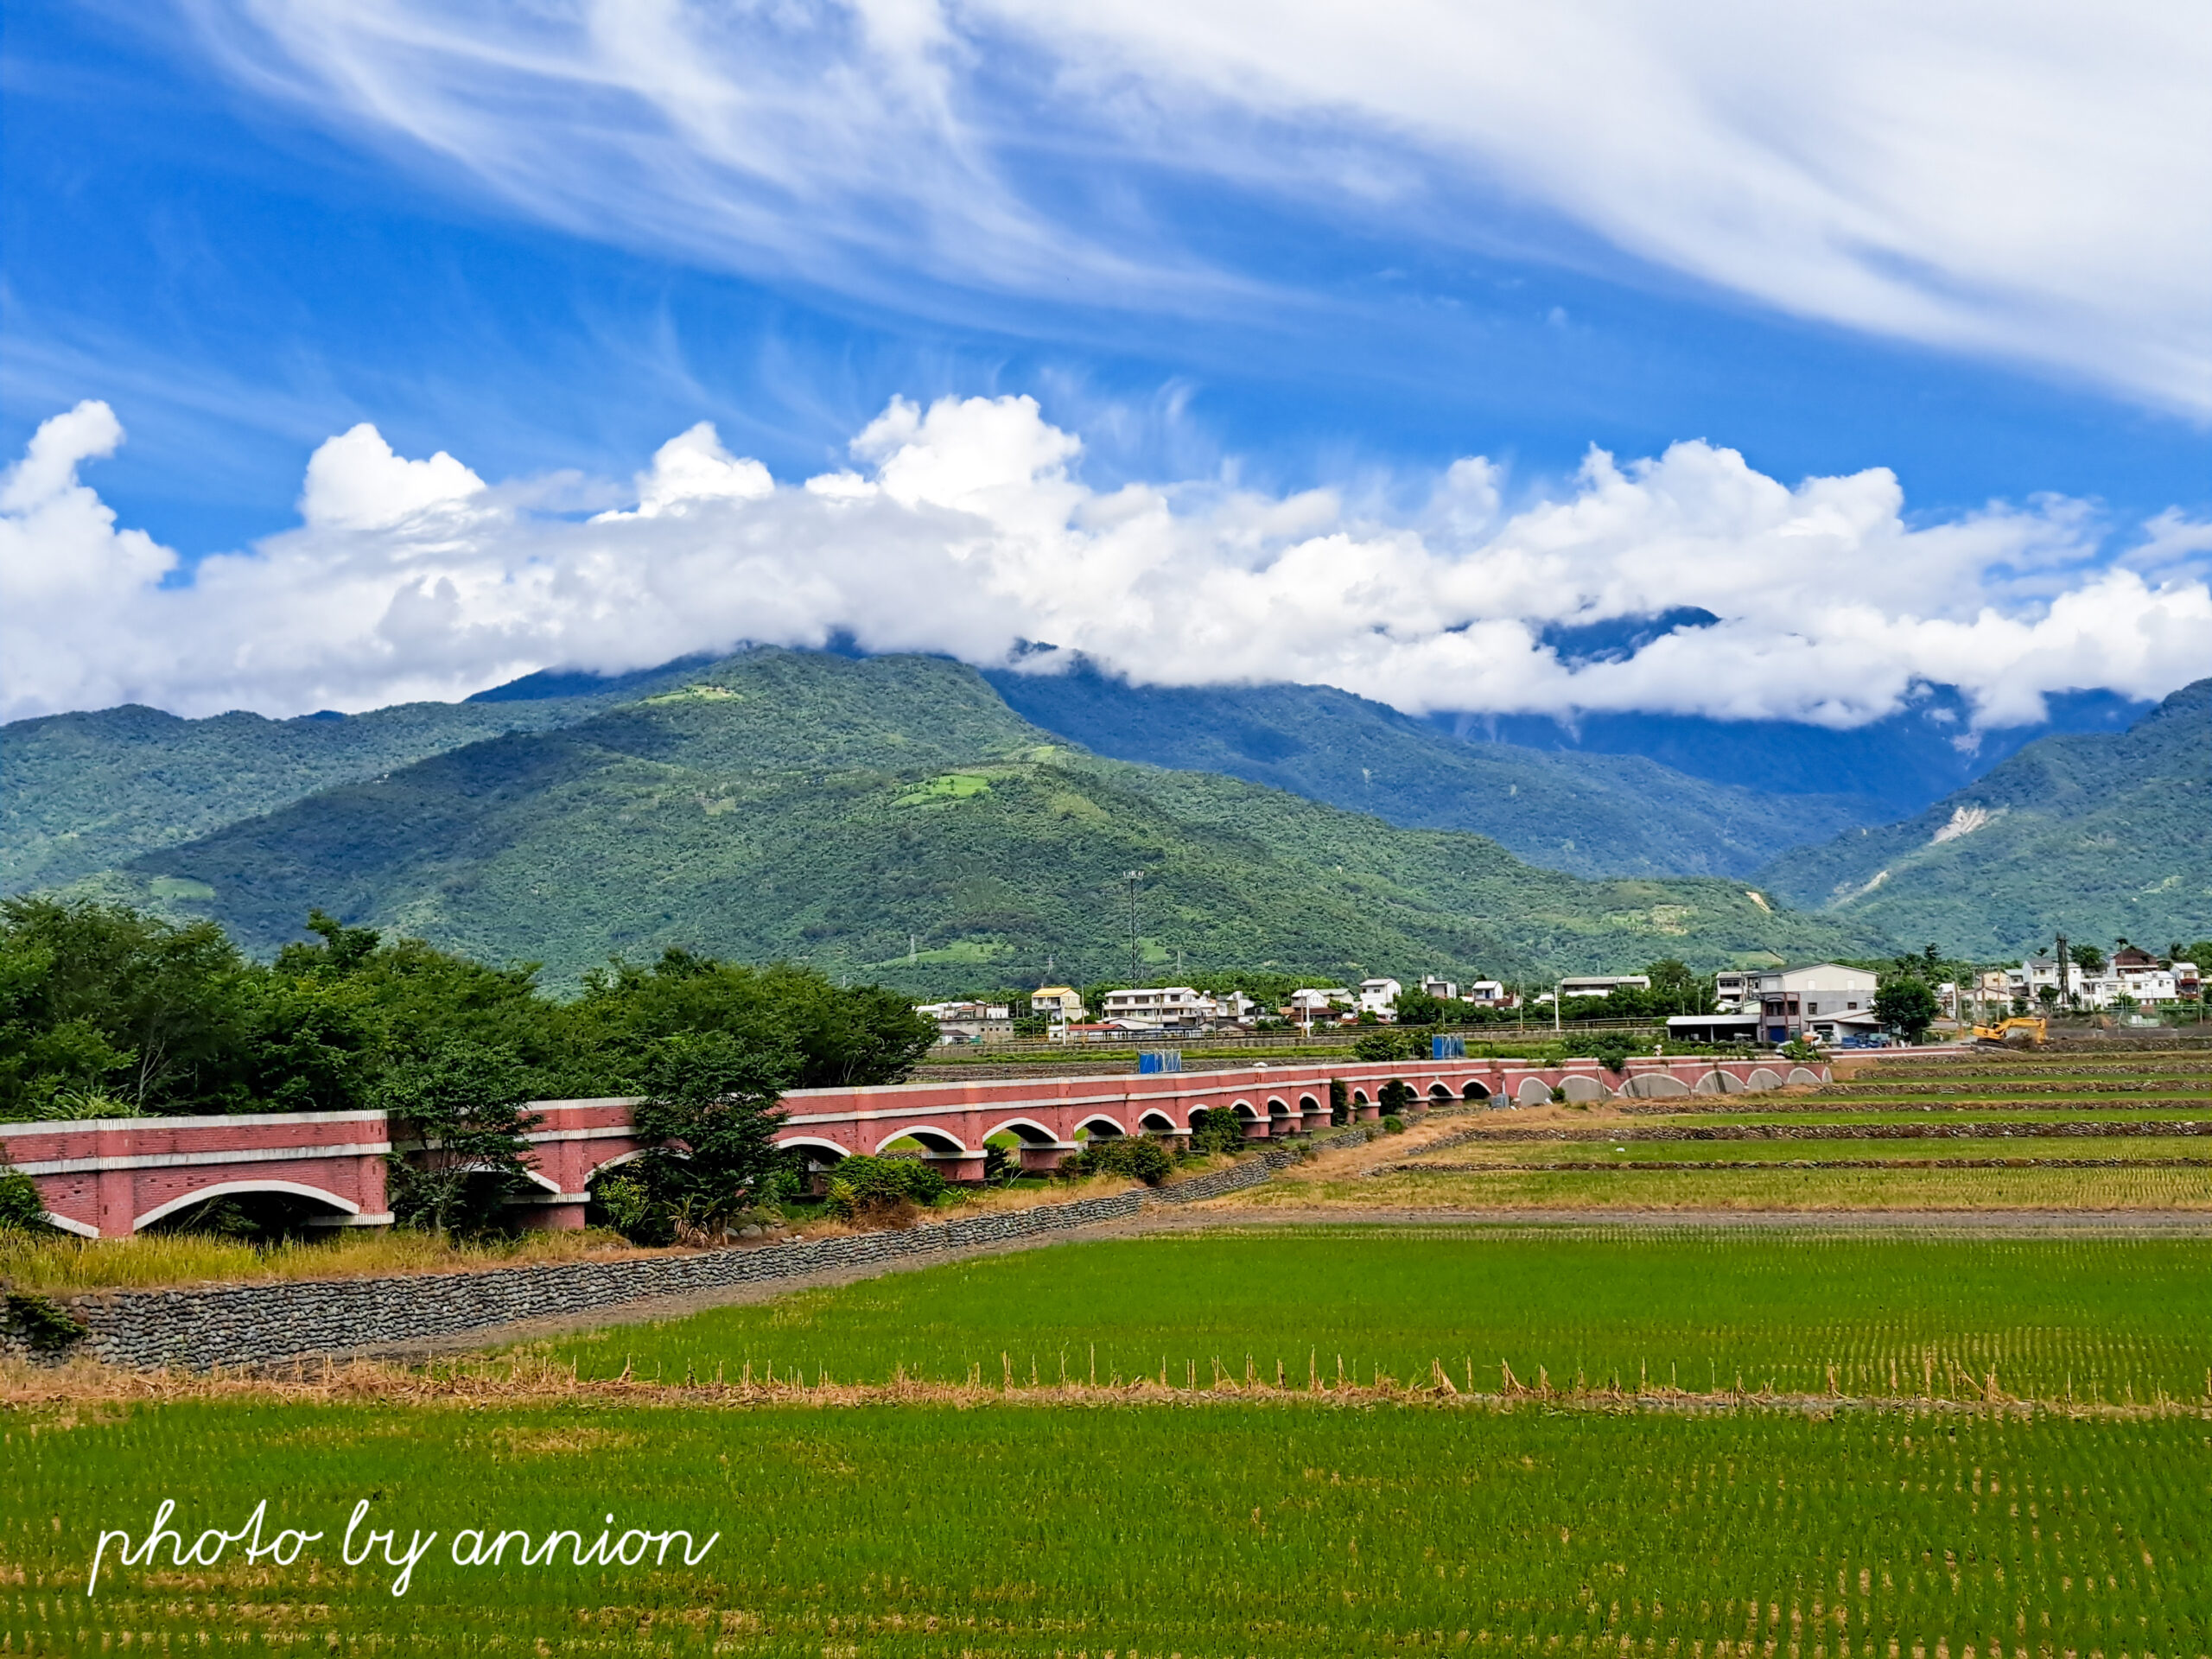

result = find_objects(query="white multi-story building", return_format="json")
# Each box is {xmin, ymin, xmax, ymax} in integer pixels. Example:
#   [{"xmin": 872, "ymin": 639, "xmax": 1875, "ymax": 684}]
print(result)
[
  {"xmin": 1464, "ymin": 980, "xmax": 1513, "ymax": 1007},
  {"xmin": 1357, "ymin": 977, "xmax": 1402, "ymax": 1017},
  {"xmin": 916, "ymin": 1001, "xmax": 1014, "ymax": 1045},
  {"xmin": 1749, "ymin": 963, "xmax": 1880, "ymax": 1044},
  {"xmin": 2006, "ymin": 956, "xmax": 2068, "ymax": 1003},
  {"xmin": 1288, "ymin": 988, "xmax": 1353, "ymax": 1025},
  {"xmin": 1421, "ymin": 976, "xmax": 1459, "ymax": 1001},
  {"xmin": 1713, "ymin": 971, "xmax": 1758, "ymax": 1012},
  {"xmin": 1098, "ymin": 987, "xmax": 1213, "ymax": 1028}
]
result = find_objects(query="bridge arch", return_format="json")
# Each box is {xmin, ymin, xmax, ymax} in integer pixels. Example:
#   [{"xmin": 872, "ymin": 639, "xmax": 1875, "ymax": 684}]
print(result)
[
  {"xmin": 134, "ymin": 1179, "xmax": 361, "ymax": 1235},
  {"xmin": 1137, "ymin": 1109, "xmax": 1181, "ymax": 1135},
  {"xmin": 585, "ymin": 1146, "xmax": 653, "ymax": 1179},
  {"xmin": 1427, "ymin": 1083, "xmax": 1453, "ymax": 1102},
  {"xmin": 874, "ymin": 1125, "xmax": 969, "ymax": 1156},
  {"xmin": 983, "ymin": 1117, "xmax": 1060, "ymax": 1147},
  {"xmin": 1461, "ymin": 1080, "xmax": 1491, "ymax": 1101},
  {"xmin": 779, "ymin": 1135, "xmax": 855, "ymax": 1166},
  {"xmin": 1073, "ymin": 1114, "xmax": 1127, "ymax": 1141}
]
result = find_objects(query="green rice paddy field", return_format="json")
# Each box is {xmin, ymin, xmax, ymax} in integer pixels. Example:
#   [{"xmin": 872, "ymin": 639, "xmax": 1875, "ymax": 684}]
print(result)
[
  {"xmin": 10, "ymin": 1227, "xmax": 2212, "ymax": 1656},
  {"xmin": 535, "ymin": 1230, "xmax": 2212, "ymax": 1406},
  {"xmin": 8, "ymin": 1051, "xmax": 2212, "ymax": 1655},
  {"xmin": 8, "ymin": 1402, "xmax": 2209, "ymax": 1656}
]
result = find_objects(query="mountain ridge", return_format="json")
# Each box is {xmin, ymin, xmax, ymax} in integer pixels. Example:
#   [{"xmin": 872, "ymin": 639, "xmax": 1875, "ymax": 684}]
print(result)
[
  {"xmin": 92, "ymin": 651, "xmax": 1893, "ymax": 990},
  {"xmin": 1755, "ymin": 679, "xmax": 2212, "ymax": 956}
]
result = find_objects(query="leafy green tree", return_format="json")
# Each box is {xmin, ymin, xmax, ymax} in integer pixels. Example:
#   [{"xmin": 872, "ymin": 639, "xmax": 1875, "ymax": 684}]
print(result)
[
  {"xmin": 0, "ymin": 897, "xmax": 251, "ymax": 1116},
  {"xmin": 1874, "ymin": 978, "xmax": 1941, "ymax": 1043},
  {"xmin": 624, "ymin": 1030, "xmax": 794, "ymax": 1241},
  {"xmin": 276, "ymin": 912, "xmax": 554, "ymax": 1074},
  {"xmin": 566, "ymin": 952, "xmax": 932, "ymax": 1092},
  {"xmin": 0, "ymin": 1159, "xmax": 50, "ymax": 1230},
  {"xmin": 1187, "ymin": 1107, "xmax": 1249, "ymax": 1154},
  {"xmin": 379, "ymin": 1040, "xmax": 543, "ymax": 1236},
  {"xmin": 2069, "ymin": 944, "xmax": 2107, "ymax": 975},
  {"xmin": 1393, "ymin": 989, "xmax": 1445, "ymax": 1027}
]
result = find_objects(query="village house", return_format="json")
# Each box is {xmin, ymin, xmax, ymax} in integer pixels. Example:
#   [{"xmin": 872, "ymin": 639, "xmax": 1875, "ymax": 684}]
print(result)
[
  {"xmin": 1098, "ymin": 987, "xmax": 1213, "ymax": 1029},
  {"xmin": 1357, "ymin": 977, "xmax": 1402, "ymax": 1018},
  {"xmin": 1745, "ymin": 963, "xmax": 1880, "ymax": 1045},
  {"xmin": 1030, "ymin": 985, "xmax": 1086, "ymax": 1024},
  {"xmin": 915, "ymin": 1000, "xmax": 1014, "ymax": 1045},
  {"xmin": 1287, "ymin": 988, "xmax": 1355, "ymax": 1026}
]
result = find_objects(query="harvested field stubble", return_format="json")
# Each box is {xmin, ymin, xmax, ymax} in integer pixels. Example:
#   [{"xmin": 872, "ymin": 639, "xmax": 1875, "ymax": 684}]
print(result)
[{"xmin": 1238, "ymin": 1049, "xmax": 2212, "ymax": 1212}]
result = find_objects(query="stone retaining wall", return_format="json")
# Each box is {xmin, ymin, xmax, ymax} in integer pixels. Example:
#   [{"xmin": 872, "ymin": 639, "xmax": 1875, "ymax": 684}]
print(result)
[{"xmin": 3, "ymin": 1138, "xmax": 1340, "ymax": 1372}]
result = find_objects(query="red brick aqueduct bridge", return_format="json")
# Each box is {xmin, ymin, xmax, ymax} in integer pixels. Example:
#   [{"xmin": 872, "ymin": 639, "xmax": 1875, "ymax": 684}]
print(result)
[{"xmin": 4, "ymin": 1053, "xmax": 1825, "ymax": 1237}]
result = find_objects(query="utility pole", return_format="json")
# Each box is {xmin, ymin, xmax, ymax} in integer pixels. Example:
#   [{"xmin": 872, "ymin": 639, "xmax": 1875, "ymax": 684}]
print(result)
[
  {"xmin": 1124, "ymin": 870, "xmax": 1143, "ymax": 988},
  {"xmin": 2056, "ymin": 932, "xmax": 2069, "ymax": 1010}
]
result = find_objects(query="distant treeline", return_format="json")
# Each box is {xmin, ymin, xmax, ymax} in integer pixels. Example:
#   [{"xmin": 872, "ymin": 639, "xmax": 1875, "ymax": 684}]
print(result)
[{"xmin": 0, "ymin": 898, "xmax": 935, "ymax": 1124}]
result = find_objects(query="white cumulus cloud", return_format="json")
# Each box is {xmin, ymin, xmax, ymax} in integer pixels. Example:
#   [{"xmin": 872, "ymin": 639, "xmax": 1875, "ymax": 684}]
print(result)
[
  {"xmin": 183, "ymin": 0, "xmax": 2212, "ymax": 410},
  {"xmin": 3, "ymin": 395, "xmax": 2208, "ymax": 728}
]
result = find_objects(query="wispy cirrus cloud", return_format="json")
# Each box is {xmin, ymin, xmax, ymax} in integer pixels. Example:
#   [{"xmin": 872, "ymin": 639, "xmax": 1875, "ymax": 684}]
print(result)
[
  {"xmin": 5, "ymin": 395, "xmax": 2206, "ymax": 728},
  {"xmin": 178, "ymin": 0, "xmax": 2212, "ymax": 412}
]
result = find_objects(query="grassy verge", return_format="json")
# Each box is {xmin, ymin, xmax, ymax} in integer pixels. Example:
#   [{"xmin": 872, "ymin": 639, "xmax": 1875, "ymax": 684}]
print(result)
[
  {"xmin": 0, "ymin": 1171, "xmax": 1160, "ymax": 1294},
  {"xmin": 7, "ymin": 1399, "xmax": 2208, "ymax": 1654}
]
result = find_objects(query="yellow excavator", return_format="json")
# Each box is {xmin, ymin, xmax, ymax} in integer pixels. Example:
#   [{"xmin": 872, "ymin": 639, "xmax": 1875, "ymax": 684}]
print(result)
[{"xmin": 1972, "ymin": 1015, "xmax": 2048, "ymax": 1046}]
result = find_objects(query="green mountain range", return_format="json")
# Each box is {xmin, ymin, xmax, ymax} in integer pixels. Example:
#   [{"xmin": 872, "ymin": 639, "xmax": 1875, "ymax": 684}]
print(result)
[
  {"xmin": 983, "ymin": 662, "xmax": 1888, "ymax": 880},
  {"xmin": 0, "ymin": 658, "xmax": 709, "ymax": 895},
  {"xmin": 58, "ymin": 651, "xmax": 1887, "ymax": 991},
  {"xmin": 1755, "ymin": 678, "xmax": 2212, "ymax": 957}
]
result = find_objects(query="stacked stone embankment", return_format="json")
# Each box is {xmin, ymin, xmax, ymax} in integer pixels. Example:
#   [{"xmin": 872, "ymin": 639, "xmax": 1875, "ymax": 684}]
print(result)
[{"xmin": 2, "ymin": 1138, "xmax": 1342, "ymax": 1372}]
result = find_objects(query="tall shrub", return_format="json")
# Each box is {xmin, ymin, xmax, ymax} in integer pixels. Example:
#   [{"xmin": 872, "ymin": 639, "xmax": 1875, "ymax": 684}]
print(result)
[{"xmin": 624, "ymin": 1030, "xmax": 793, "ymax": 1241}]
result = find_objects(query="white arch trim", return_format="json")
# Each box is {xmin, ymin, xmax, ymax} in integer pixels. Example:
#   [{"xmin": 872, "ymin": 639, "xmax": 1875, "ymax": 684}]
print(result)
[
  {"xmin": 874, "ymin": 1126, "xmax": 969, "ymax": 1154},
  {"xmin": 586, "ymin": 1147, "xmax": 654, "ymax": 1179},
  {"xmin": 42, "ymin": 1211, "xmax": 98, "ymax": 1239},
  {"xmin": 777, "ymin": 1135, "xmax": 854, "ymax": 1161},
  {"xmin": 1073, "ymin": 1114, "xmax": 1128, "ymax": 1138},
  {"xmin": 133, "ymin": 1180, "xmax": 359, "ymax": 1233},
  {"xmin": 1137, "ymin": 1110, "xmax": 1180, "ymax": 1133},
  {"xmin": 982, "ymin": 1116, "xmax": 1061, "ymax": 1146}
]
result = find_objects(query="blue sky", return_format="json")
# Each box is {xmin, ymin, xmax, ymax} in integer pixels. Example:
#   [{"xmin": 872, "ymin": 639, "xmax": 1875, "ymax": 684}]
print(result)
[{"xmin": 3, "ymin": 0, "xmax": 2209, "ymax": 727}]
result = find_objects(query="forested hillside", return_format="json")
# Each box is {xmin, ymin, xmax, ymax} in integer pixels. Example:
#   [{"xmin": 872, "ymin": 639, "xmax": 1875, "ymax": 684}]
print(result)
[
  {"xmin": 0, "ymin": 659, "xmax": 706, "ymax": 893},
  {"xmin": 1757, "ymin": 678, "xmax": 2212, "ymax": 957},
  {"xmin": 984, "ymin": 661, "xmax": 1889, "ymax": 880},
  {"xmin": 92, "ymin": 652, "xmax": 1886, "ymax": 991}
]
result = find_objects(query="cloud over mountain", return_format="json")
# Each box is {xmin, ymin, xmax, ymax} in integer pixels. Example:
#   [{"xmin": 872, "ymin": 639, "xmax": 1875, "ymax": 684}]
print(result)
[{"xmin": 3, "ymin": 395, "xmax": 2207, "ymax": 728}]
